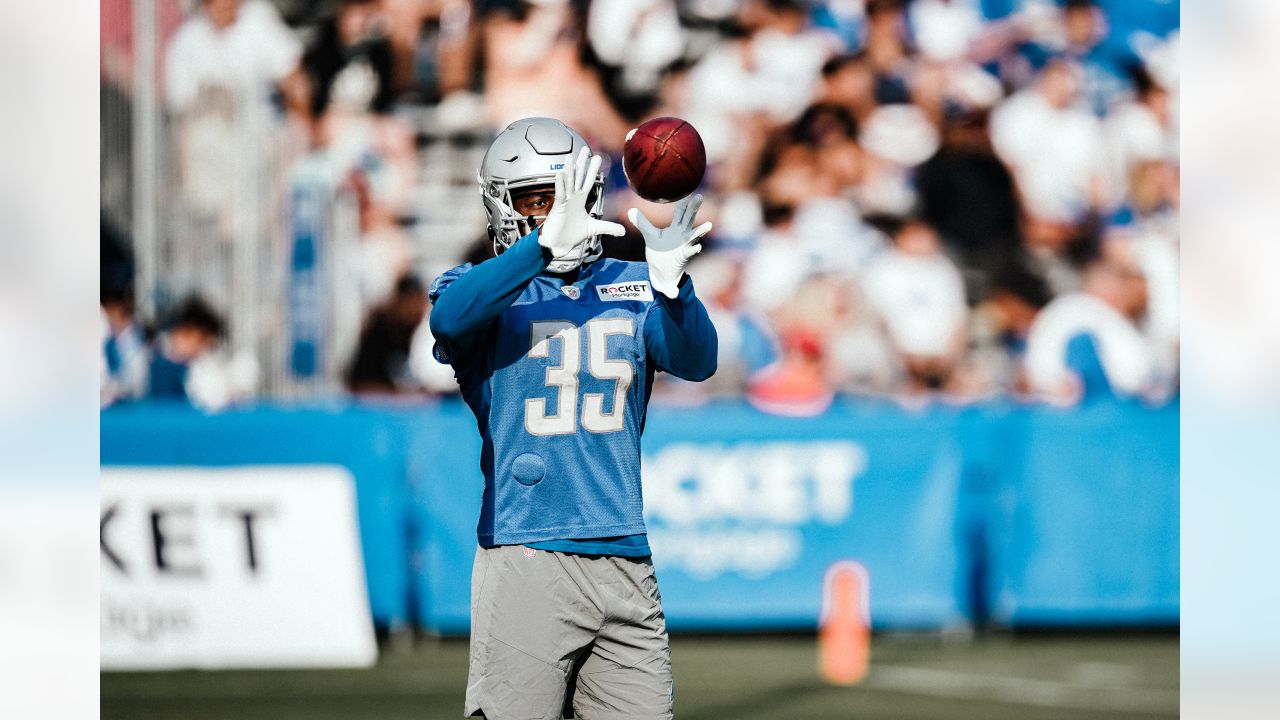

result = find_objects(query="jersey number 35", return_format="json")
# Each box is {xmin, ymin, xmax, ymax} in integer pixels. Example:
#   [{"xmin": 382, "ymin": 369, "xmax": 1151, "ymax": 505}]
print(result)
[{"xmin": 525, "ymin": 319, "xmax": 634, "ymax": 436}]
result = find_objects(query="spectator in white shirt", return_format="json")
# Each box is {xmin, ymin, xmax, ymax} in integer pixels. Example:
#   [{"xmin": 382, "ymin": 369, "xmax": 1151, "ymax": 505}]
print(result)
[
  {"xmin": 684, "ymin": 0, "xmax": 835, "ymax": 168},
  {"xmin": 743, "ymin": 194, "xmax": 885, "ymax": 314},
  {"xmin": 165, "ymin": 0, "xmax": 309, "ymax": 221},
  {"xmin": 101, "ymin": 288, "xmax": 149, "ymax": 408},
  {"xmin": 147, "ymin": 297, "xmax": 257, "ymax": 412},
  {"xmin": 584, "ymin": 0, "xmax": 685, "ymax": 119},
  {"xmin": 165, "ymin": 0, "xmax": 307, "ymax": 121},
  {"xmin": 1104, "ymin": 227, "xmax": 1178, "ymax": 393},
  {"xmin": 1023, "ymin": 256, "xmax": 1155, "ymax": 404},
  {"xmin": 990, "ymin": 59, "xmax": 1105, "ymax": 226},
  {"xmin": 862, "ymin": 219, "xmax": 968, "ymax": 392},
  {"xmin": 909, "ymin": 0, "xmax": 985, "ymax": 63},
  {"xmin": 1104, "ymin": 64, "xmax": 1175, "ymax": 208}
]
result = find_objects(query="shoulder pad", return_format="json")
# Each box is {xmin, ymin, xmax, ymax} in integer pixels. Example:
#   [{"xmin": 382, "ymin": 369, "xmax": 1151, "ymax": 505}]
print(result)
[{"xmin": 429, "ymin": 263, "xmax": 473, "ymax": 304}]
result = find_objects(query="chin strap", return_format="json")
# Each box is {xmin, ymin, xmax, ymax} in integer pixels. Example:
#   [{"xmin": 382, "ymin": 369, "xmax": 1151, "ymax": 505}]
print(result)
[{"xmin": 545, "ymin": 236, "xmax": 603, "ymax": 273}]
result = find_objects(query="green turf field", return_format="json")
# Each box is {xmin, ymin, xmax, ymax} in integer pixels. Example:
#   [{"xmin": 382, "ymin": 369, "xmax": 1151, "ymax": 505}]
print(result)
[{"xmin": 101, "ymin": 633, "xmax": 1178, "ymax": 719}]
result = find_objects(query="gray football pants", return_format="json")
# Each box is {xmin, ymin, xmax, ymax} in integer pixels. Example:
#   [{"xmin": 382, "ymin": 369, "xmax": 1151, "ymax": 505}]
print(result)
[{"xmin": 464, "ymin": 544, "xmax": 674, "ymax": 720}]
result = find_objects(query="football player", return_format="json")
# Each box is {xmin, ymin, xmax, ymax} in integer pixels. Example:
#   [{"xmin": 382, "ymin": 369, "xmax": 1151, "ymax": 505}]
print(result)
[{"xmin": 429, "ymin": 117, "xmax": 717, "ymax": 719}]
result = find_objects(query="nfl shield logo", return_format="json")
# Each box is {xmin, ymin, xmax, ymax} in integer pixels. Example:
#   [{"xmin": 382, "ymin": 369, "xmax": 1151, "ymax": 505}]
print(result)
[
  {"xmin": 562, "ymin": 286, "xmax": 581, "ymax": 300},
  {"xmin": 523, "ymin": 547, "xmax": 538, "ymax": 558}
]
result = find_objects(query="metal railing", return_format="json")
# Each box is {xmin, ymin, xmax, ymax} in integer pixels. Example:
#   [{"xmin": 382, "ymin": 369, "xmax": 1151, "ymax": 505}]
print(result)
[{"xmin": 104, "ymin": 1, "xmax": 491, "ymax": 399}]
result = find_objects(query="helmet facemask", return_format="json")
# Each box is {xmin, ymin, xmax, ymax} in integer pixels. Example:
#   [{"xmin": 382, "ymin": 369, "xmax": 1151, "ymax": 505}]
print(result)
[
  {"xmin": 478, "ymin": 117, "xmax": 609, "ymax": 273},
  {"xmin": 480, "ymin": 172, "xmax": 606, "ymax": 273}
]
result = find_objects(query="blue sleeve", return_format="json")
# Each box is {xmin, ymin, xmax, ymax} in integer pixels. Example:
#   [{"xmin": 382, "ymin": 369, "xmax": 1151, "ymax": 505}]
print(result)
[
  {"xmin": 1065, "ymin": 332, "xmax": 1113, "ymax": 401},
  {"xmin": 738, "ymin": 313, "xmax": 781, "ymax": 377},
  {"xmin": 643, "ymin": 278, "xmax": 718, "ymax": 382},
  {"xmin": 428, "ymin": 230, "xmax": 549, "ymax": 359}
]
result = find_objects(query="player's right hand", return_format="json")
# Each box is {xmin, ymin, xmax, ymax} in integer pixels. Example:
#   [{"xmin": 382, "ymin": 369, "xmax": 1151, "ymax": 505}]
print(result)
[
  {"xmin": 538, "ymin": 147, "xmax": 624, "ymax": 269},
  {"xmin": 629, "ymin": 193, "xmax": 713, "ymax": 299}
]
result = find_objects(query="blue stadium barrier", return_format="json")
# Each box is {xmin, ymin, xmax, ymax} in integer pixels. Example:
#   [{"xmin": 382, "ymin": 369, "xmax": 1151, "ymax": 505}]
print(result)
[
  {"xmin": 983, "ymin": 401, "xmax": 1180, "ymax": 626},
  {"xmin": 404, "ymin": 401, "xmax": 485, "ymax": 635},
  {"xmin": 100, "ymin": 398, "xmax": 1180, "ymax": 634}
]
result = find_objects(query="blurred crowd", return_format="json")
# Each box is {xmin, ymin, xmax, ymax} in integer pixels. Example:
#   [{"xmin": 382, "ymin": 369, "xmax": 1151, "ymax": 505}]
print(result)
[{"xmin": 101, "ymin": 0, "xmax": 1179, "ymax": 414}]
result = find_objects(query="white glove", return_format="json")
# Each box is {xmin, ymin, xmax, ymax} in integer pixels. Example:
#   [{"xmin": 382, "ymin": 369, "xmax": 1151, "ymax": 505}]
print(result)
[
  {"xmin": 628, "ymin": 194, "xmax": 713, "ymax": 299},
  {"xmin": 538, "ymin": 146, "xmax": 625, "ymax": 271}
]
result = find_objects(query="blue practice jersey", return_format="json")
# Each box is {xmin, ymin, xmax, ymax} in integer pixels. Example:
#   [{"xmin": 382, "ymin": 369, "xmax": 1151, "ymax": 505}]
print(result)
[{"xmin": 429, "ymin": 230, "xmax": 717, "ymax": 551}]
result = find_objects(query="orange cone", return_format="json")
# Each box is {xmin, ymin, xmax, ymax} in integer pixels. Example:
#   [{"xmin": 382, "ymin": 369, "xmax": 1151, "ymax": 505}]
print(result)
[{"xmin": 818, "ymin": 561, "xmax": 870, "ymax": 685}]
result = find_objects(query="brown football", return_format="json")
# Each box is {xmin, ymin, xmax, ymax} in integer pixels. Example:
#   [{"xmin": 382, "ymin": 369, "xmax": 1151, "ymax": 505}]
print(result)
[{"xmin": 622, "ymin": 117, "xmax": 707, "ymax": 203}]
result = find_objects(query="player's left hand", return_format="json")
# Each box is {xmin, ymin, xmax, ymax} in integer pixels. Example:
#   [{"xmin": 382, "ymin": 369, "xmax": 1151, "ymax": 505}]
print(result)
[
  {"xmin": 539, "ymin": 146, "xmax": 625, "ymax": 271},
  {"xmin": 628, "ymin": 194, "xmax": 713, "ymax": 299}
]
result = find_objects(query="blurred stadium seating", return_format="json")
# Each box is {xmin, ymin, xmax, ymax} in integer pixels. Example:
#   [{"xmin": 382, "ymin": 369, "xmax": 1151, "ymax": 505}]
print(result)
[{"xmin": 101, "ymin": 0, "xmax": 1180, "ymax": 410}]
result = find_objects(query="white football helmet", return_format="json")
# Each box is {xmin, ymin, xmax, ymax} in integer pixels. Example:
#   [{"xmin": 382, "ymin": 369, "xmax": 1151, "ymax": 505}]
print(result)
[{"xmin": 479, "ymin": 117, "xmax": 607, "ymax": 271}]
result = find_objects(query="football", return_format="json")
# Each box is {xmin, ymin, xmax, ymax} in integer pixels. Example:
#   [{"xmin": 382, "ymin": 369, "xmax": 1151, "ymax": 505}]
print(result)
[{"xmin": 622, "ymin": 117, "xmax": 707, "ymax": 203}]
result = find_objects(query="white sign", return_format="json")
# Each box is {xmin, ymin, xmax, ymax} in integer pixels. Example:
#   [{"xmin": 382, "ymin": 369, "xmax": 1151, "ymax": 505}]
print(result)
[
  {"xmin": 596, "ymin": 280, "xmax": 654, "ymax": 302},
  {"xmin": 100, "ymin": 466, "xmax": 377, "ymax": 670}
]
